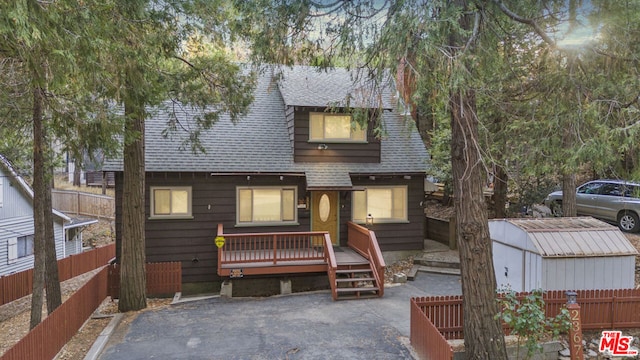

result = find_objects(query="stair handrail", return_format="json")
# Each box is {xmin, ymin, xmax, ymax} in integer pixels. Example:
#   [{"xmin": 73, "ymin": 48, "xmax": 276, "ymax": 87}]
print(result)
[
  {"xmin": 366, "ymin": 230, "xmax": 385, "ymax": 297},
  {"xmin": 346, "ymin": 222, "xmax": 386, "ymax": 297},
  {"xmin": 323, "ymin": 232, "xmax": 338, "ymax": 300}
]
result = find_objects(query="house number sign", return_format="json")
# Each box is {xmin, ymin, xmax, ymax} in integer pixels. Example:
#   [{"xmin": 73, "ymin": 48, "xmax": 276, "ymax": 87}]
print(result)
[{"xmin": 567, "ymin": 305, "xmax": 584, "ymax": 359}]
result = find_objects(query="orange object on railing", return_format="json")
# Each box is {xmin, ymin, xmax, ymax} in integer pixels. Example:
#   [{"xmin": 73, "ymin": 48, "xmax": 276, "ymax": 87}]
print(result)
[{"xmin": 346, "ymin": 222, "xmax": 386, "ymax": 297}]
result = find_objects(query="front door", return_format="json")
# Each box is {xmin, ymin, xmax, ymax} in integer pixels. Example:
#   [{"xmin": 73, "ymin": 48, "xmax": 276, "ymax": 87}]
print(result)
[{"xmin": 311, "ymin": 191, "xmax": 339, "ymax": 245}]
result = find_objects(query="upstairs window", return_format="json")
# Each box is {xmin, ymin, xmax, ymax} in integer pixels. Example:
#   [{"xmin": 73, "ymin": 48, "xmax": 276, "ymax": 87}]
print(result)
[
  {"xmin": 309, "ymin": 113, "xmax": 366, "ymax": 142},
  {"xmin": 352, "ymin": 186, "xmax": 408, "ymax": 223},
  {"xmin": 237, "ymin": 187, "xmax": 297, "ymax": 225},
  {"xmin": 150, "ymin": 186, "xmax": 192, "ymax": 218}
]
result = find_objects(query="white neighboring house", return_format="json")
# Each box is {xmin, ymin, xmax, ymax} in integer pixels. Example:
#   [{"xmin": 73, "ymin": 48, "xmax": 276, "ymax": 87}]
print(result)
[{"xmin": 0, "ymin": 155, "xmax": 96, "ymax": 277}]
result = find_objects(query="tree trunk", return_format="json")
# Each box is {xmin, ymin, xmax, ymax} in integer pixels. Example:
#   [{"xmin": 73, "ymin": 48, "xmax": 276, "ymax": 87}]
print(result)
[
  {"xmin": 562, "ymin": 123, "xmax": 577, "ymax": 217},
  {"xmin": 30, "ymin": 87, "xmax": 46, "ymax": 330},
  {"xmin": 118, "ymin": 100, "xmax": 147, "ymax": 312},
  {"xmin": 562, "ymin": 172, "xmax": 577, "ymax": 217},
  {"xmin": 493, "ymin": 165, "xmax": 508, "ymax": 219},
  {"xmin": 73, "ymin": 158, "xmax": 82, "ymax": 186},
  {"xmin": 44, "ymin": 164, "xmax": 62, "ymax": 314},
  {"xmin": 451, "ymin": 89, "xmax": 508, "ymax": 359}
]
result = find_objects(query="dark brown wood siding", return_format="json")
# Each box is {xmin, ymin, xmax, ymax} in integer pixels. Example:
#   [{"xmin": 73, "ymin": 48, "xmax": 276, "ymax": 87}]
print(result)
[
  {"xmin": 285, "ymin": 105, "xmax": 295, "ymax": 150},
  {"xmin": 337, "ymin": 175, "xmax": 425, "ymax": 251},
  {"xmin": 114, "ymin": 172, "xmax": 425, "ymax": 283},
  {"xmin": 293, "ymin": 108, "xmax": 381, "ymax": 163},
  {"xmin": 114, "ymin": 172, "xmax": 311, "ymax": 283}
]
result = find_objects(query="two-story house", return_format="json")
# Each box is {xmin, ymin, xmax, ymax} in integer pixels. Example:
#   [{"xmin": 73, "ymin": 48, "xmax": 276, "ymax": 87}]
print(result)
[
  {"xmin": 0, "ymin": 155, "xmax": 96, "ymax": 276},
  {"xmin": 104, "ymin": 66, "xmax": 429, "ymax": 297}
]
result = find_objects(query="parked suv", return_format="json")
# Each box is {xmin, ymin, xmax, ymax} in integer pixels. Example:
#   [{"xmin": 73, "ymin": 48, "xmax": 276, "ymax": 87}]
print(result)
[{"xmin": 544, "ymin": 179, "xmax": 640, "ymax": 232}]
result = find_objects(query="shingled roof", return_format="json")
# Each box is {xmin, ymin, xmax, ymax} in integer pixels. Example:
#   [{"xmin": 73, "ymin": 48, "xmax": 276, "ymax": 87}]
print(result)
[
  {"xmin": 103, "ymin": 66, "xmax": 429, "ymax": 176},
  {"xmin": 277, "ymin": 65, "xmax": 394, "ymax": 109}
]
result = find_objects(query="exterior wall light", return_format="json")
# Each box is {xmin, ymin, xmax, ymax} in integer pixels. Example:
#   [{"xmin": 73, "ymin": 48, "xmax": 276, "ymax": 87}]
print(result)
[
  {"xmin": 317, "ymin": 144, "xmax": 328, "ymax": 150},
  {"xmin": 366, "ymin": 214, "xmax": 374, "ymax": 227}
]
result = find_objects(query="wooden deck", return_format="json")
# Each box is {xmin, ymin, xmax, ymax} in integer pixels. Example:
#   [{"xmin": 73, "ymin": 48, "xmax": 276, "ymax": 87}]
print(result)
[
  {"xmin": 334, "ymin": 247, "xmax": 370, "ymax": 266},
  {"xmin": 216, "ymin": 223, "xmax": 385, "ymax": 300}
]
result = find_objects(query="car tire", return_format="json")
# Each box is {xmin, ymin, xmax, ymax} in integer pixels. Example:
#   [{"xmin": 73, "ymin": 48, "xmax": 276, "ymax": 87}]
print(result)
[
  {"xmin": 550, "ymin": 201, "xmax": 563, "ymax": 217},
  {"xmin": 617, "ymin": 211, "xmax": 640, "ymax": 233}
]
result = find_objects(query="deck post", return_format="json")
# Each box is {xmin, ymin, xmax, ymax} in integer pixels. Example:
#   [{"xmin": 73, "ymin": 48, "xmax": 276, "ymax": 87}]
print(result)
[{"xmin": 273, "ymin": 234, "xmax": 277, "ymax": 265}]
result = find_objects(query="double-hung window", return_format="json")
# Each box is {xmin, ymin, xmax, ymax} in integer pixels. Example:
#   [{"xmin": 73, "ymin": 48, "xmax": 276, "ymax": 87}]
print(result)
[
  {"xmin": 150, "ymin": 186, "xmax": 192, "ymax": 218},
  {"xmin": 237, "ymin": 187, "xmax": 297, "ymax": 225},
  {"xmin": 309, "ymin": 112, "xmax": 366, "ymax": 142},
  {"xmin": 7, "ymin": 234, "xmax": 34, "ymax": 264},
  {"xmin": 352, "ymin": 186, "xmax": 408, "ymax": 223}
]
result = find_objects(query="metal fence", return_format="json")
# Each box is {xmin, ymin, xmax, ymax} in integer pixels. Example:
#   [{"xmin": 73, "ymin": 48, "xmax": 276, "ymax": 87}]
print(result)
[
  {"xmin": 411, "ymin": 289, "xmax": 640, "ymax": 355},
  {"xmin": 52, "ymin": 189, "xmax": 115, "ymax": 219},
  {"xmin": 0, "ymin": 244, "xmax": 115, "ymax": 306}
]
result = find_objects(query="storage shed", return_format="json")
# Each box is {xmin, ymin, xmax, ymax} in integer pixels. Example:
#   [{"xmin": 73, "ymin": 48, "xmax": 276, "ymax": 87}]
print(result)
[{"xmin": 489, "ymin": 217, "xmax": 638, "ymax": 292}]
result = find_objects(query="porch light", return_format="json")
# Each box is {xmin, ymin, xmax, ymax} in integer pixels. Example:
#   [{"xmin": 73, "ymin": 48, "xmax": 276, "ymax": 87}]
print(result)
[
  {"xmin": 317, "ymin": 143, "xmax": 328, "ymax": 150},
  {"xmin": 366, "ymin": 214, "xmax": 374, "ymax": 227},
  {"xmin": 565, "ymin": 291, "xmax": 577, "ymax": 305}
]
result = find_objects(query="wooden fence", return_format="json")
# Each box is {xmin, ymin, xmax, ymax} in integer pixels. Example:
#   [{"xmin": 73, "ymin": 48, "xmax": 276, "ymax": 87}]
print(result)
[
  {"xmin": 52, "ymin": 189, "xmax": 115, "ymax": 219},
  {"xmin": 107, "ymin": 262, "xmax": 182, "ymax": 298},
  {"xmin": 0, "ymin": 266, "xmax": 109, "ymax": 360},
  {"xmin": 0, "ymin": 244, "xmax": 115, "ymax": 306},
  {"xmin": 410, "ymin": 297, "xmax": 453, "ymax": 360},
  {"xmin": 412, "ymin": 289, "xmax": 640, "ymax": 343},
  {"xmin": 1, "ymin": 261, "xmax": 181, "ymax": 360}
]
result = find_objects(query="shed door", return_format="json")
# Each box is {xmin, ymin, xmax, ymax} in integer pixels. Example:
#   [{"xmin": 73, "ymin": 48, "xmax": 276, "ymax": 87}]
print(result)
[
  {"xmin": 311, "ymin": 191, "xmax": 339, "ymax": 245},
  {"xmin": 493, "ymin": 242, "xmax": 524, "ymax": 292}
]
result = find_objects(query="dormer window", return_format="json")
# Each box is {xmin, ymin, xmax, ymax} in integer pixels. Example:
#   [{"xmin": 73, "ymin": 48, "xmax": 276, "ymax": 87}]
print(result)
[{"xmin": 309, "ymin": 113, "xmax": 366, "ymax": 142}]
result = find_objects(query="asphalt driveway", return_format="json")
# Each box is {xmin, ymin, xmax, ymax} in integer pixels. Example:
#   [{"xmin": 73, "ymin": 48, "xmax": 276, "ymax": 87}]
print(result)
[{"xmin": 97, "ymin": 273, "xmax": 461, "ymax": 360}]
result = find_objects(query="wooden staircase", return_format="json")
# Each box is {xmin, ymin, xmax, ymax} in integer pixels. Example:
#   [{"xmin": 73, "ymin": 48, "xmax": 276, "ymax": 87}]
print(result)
[
  {"xmin": 329, "ymin": 244, "xmax": 383, "ymax": 300},
  {"xmin": 334, "ymin": 261, "xmax": 381, "ymax": 300},
  {"xmin": 327, "ymin": 222, "xmax": 386, "ymax": 301}
]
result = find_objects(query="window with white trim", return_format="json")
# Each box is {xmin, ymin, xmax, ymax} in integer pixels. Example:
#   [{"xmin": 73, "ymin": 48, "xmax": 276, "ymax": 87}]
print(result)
[
  {"xmin": 237, "ymin": 187, "xmax": 297, "ymax": 225},
  {"xmin": 309, "ymin": 112, "xmax": 366, "ymax": 142},
  {"xmin": 352, "ymin": 186, "xmax": 408, "ymax": 223},
  {"xmin": 150, "ymin": 186, "xmax": 192, "ymax": 218},
  {"xmin": 7, "ymin": 235, "xmax": 34, "ymax": 264}
]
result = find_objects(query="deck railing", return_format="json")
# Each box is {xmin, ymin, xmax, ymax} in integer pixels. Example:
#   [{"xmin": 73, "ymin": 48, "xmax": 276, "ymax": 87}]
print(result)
[
  {"xmin": 217, "ymin": 224, "xmax": 335, "ymax": 276},
  {"xmin": 346, "ymin": 222, "xmax": 386, "ymax": 297},
  {"xmin": 324, "ymin": 232, "xmax": 338, "ymax": 300}
]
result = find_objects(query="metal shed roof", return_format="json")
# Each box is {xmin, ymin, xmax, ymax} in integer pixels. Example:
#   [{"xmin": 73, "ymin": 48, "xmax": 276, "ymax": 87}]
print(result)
[{"xmin": 503, "ymin": 217, "xmax": 639, "ymax": 258}]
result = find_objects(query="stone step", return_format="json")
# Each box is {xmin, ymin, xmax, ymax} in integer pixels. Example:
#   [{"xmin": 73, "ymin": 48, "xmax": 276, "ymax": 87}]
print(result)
[
  {"xmin": 416, "ymin": 265, "xmax": 461, "ymax": 276},
  {"xmin": 414, "ymin": 257, "xmax": 460, "ymax": 269}
]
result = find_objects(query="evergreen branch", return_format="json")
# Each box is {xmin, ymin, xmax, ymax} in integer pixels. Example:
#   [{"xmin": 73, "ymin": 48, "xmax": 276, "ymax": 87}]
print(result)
[{"xmin": 491, "ymin": 0, "xmax": 556, "ymax": 48}]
